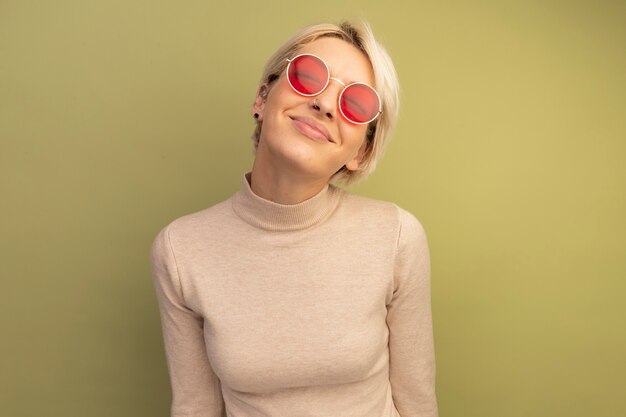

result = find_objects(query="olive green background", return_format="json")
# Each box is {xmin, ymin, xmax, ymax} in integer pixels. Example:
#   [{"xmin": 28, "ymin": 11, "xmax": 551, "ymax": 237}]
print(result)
[{"xmin": 1, "ymin": 1, "xmax": 624, "ymax": 416}]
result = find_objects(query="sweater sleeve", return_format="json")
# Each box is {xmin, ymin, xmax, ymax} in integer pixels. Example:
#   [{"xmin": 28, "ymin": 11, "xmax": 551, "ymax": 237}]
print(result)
[
  {"xmin": 150, "ymin": 224, "xmax": 226, "ymax": 417},
  {"xmin": 387, "ymin": 207, "xmax": 439, "ymax": 417}
]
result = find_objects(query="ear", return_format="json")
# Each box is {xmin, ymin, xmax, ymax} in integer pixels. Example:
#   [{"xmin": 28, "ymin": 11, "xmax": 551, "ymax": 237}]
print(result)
[
  {"xmin": 251, "ymin": 83, "xmax": 270, "ymax": 121},
  {"xmin": 345, "ymin": 139, "xmax": 369, "ymax": 171}
]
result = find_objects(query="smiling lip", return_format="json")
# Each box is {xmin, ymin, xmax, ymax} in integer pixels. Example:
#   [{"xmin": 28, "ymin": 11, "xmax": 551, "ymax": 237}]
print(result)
[{"xmin": 289, "ymin": 116, "xmax": 334, "ymax": 143}]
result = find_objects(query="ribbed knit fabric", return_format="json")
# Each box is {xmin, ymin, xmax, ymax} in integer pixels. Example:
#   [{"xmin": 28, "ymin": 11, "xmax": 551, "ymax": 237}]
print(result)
[{"xmin": 150, "ymin": 171, "xmax": 438, "ymax": 417}]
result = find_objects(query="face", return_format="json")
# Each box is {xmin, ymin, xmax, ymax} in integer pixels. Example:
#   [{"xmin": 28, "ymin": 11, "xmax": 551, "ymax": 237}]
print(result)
[{"xmin": 252, "ymin": 37, "xmax": 376, "ymax": 182}]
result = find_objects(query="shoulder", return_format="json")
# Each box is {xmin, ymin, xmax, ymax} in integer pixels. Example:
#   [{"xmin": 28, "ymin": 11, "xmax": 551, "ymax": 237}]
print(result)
[
  {"xmin": 394, "ymin": 204, "xmax": 427, "ymax": 240},
  {"xmin": 391, "ymin": 203, "xmax": 429, "ymax": 260},
  {"xmin": 339, "ymin": 190, "xmax": 426, "ymax": 237},
  {"xmin": 339, "ymin": 189, "xmax": 398, "ymax": 222},
  {"xmin": 150, "ymin": 197, "xmax": 234, "ymax": 256}
]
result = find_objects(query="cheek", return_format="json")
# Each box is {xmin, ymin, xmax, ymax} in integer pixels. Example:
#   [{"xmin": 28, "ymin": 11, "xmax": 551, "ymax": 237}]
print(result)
[
  {"xmin": 339, "ymin": 124, "xmax": 368, "ymax": 147},
  {"xmin": 265, "ymin": 88, "xmax": 301, "ymax": 119}
]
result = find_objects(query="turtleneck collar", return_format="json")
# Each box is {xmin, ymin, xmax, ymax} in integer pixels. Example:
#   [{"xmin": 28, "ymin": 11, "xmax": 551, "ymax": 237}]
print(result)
[{"xmin": 231, "ymin": 171, "xmax": 343, "ymax": 232}]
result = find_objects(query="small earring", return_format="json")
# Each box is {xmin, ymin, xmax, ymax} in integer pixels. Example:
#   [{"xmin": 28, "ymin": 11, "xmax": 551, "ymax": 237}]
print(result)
[{"xmin": 254, "ymin": 113, "xmax": 259, "ymax": 119}]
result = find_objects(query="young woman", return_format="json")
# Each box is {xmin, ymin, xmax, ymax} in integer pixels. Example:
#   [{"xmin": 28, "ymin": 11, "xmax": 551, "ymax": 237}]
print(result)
[{"xmin": 151, "ymin": 20, "xmax": 439, "ymax": 417}]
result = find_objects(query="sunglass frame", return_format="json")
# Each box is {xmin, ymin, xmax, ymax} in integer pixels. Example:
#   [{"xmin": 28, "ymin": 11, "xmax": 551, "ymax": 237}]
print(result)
[{"xmin": 285, "ymin": 53, "xmax": 383, "ymax": 125}]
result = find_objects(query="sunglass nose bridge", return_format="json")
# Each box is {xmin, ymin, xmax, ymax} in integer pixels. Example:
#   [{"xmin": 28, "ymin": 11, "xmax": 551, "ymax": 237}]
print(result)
[{"xmin": 329, "ymin": 77, "xmax": 346, "ymax": 87}]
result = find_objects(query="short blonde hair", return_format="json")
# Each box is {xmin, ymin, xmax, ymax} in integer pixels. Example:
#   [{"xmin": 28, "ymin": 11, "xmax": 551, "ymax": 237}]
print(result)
[{"xmin": 251, "ymin": 19, "xmax": 400, "ymax": 186}]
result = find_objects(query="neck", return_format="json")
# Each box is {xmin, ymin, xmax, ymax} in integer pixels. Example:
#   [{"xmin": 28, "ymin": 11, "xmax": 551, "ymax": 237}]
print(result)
[{"xmin": 250, "ymin": 157, "xmax": 330, "ymax": 205}]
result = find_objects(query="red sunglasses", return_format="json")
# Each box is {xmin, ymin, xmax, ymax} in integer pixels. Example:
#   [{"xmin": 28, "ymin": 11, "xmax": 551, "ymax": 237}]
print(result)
[{"xmin": 285, "ymin": 53, "xmax": 383, "ymax": 125}]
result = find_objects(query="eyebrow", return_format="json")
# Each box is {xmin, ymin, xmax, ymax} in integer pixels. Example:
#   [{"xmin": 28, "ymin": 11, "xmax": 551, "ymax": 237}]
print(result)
[
  {"xmin": 294, "ymin": 70, "xmax": 324, "ymax": 84},
  {"xmin": 290, "ymin": 53, "xmax": 370, "ymax": 87}
]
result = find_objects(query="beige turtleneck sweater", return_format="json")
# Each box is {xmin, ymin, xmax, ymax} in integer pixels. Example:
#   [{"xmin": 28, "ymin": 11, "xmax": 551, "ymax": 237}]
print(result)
[{"xmin": 150, "ymin": 171, "xmax": 438, "ymax": 417}]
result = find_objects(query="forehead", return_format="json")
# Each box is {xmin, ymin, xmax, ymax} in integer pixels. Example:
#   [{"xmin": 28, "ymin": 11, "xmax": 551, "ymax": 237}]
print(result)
[{"xmin": 296, "ymin": 37, "xmax": 375, "ymax": 86}]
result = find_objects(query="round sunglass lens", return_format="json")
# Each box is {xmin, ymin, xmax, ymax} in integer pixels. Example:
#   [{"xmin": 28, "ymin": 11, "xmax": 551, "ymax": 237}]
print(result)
[
  {"xmin": 340, "ymin": 83, "xmax": 381, "ymax": 124},
  {"xmin": 287, "ymin": 55, "xmax": 328, "ymax": 95}
]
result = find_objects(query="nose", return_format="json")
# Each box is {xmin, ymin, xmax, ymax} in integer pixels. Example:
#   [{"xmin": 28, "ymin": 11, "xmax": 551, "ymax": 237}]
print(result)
[{"xmin": 310, "ymin": 78, "xmax": 345, "ymax": 120}]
